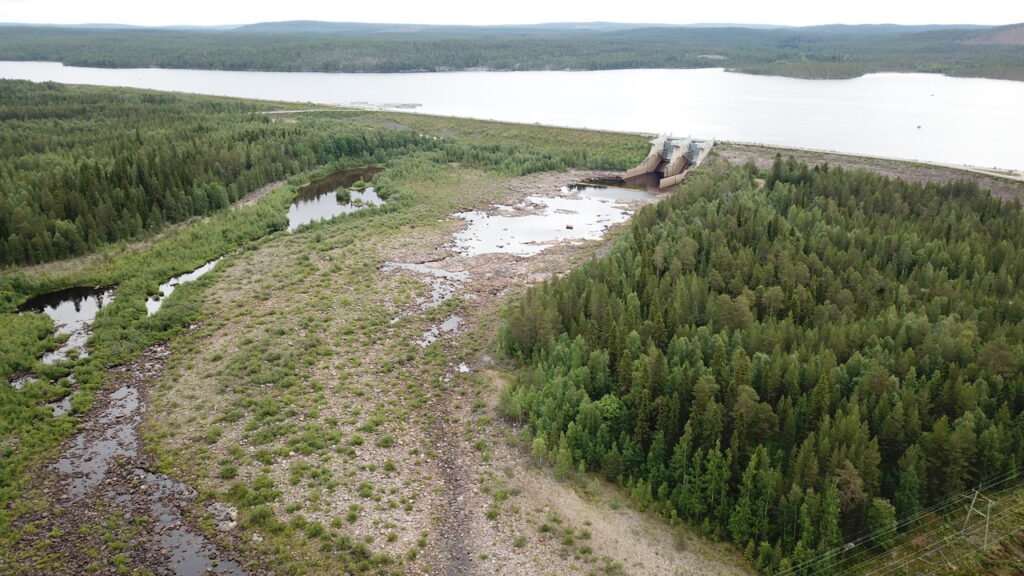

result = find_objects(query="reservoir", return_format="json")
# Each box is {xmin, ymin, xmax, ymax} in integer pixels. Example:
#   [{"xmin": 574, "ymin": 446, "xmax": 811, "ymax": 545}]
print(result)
[{"xmin": 1, "ymin": 61, "xmax": 1022, "ymax": 172}]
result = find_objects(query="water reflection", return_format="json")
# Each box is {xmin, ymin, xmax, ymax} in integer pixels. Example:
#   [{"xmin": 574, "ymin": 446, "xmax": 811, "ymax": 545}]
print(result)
[
  {"xmin": 286, "ymin": 187, "xmax": 385, "ymax": 232},
  {"xmin": 418, "ymin": 314, "xmax": 463, "ymax": 347},
  {"xmin": 381, "ymin": 261, "xmax": 469, "ymax": 316},
  {"xmin": 564, "ymin": 183, "xmax": 661, "ymax": 202},
  {"xmin": 18, "ymin": 286, "xmax": 115, "ymax": 365},
  {"xmin": 451, "ymin": 185, "xmax": 658, "ymax": 257},
  {"xmin": 4, "ymin": 63, "xmax": 1019, "ymax": 171},
  {"xmin": 580, "ymin": 173, "xmax": 664, "ymax": 192},
  {"xmin": 146, "ymin": 259, "xmax": 220, "ymax": 315},
  {"xmin": 287, "ymin": 166, "xmax": 385, "ymax": 231}
]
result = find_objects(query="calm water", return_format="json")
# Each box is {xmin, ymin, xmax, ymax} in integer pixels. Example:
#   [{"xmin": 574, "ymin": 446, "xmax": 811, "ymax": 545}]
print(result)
[
  {"xmin": 286, "ymin": 187, "xmax": 384, "ymax": 231},
  {"xmin": 146, "ymin": 258, "xmax": 221, "ymax": 315},
  {"xmin": 452, "ymin": 185, "xmax": 659, "ymax": 257},
  {"xmin": 18, "ymin": 286, "xmax": 115, "ymax": 364},
  {"xmin": 2, "ymin": 61, "xmax": 1022, "ymax": 171},
  {"xmin": 287, "ymin": 166, "xmax": 385, "ymax": 231}
]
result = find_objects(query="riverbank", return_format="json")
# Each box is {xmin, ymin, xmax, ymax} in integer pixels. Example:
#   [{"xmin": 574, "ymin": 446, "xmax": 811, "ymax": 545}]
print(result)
[
  {"xmin": 3, "ymin": 64, "xmax": 1022, "ymax": 175},
  {"xmin": 1, "ymin": 23, "xmax": 1022, "ymax": 82}
]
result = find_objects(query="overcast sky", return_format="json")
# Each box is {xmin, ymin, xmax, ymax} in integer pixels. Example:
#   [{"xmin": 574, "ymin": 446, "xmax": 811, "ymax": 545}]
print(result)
[{"xmin": 0, "ymin": 0, "xmax": 1018, "ymax": 27}]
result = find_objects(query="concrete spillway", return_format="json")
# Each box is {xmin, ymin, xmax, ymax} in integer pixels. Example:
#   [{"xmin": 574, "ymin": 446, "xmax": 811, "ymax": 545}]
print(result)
[{"xmin": 625, "ymin": 134, "xmax": 714, "ymax": 189}]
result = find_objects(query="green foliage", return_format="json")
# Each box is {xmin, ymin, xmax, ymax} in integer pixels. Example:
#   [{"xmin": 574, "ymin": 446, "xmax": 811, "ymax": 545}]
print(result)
[
  {"xmin": 501, "ymin": 159, "xmax": 1024, "ymax": 573},
  {"xmin": 227, "ymin": 474, "xmax": 280, "ymax": 507},
  {"xmin": 0, "ymin": 25, "xmax": 1020, "ymax": 81},
  {"xmin": 0, "ymin": 80, "xmax": 438, "ymax": 267},
  {"xmin": 866, "ymin": 497, "xmax": 898, "ymax": 551},
  {"xmin": 0, "ymin": 313, "xmax": 55, "ymax": 378}
]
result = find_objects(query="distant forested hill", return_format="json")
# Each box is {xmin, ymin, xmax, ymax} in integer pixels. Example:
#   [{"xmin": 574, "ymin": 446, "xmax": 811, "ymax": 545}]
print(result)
[{"xmin": 0, "ymin": 22, "xmax": 1021, "ymax": 80}]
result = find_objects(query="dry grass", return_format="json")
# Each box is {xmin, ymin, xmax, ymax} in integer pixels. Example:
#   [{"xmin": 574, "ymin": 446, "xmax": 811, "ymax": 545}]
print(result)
[{"xmin": 144, "ymin": 166, "xmax": 754, "ymax": 575}]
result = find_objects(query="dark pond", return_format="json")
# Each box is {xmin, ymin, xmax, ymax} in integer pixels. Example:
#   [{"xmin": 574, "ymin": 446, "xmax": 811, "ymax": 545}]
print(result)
[
  {"xmin": 564, "ymin": 183, "xmax": 662, "ymax": 202},
  {"xmin": 581, "ymin": 173, "xmax": 664, "ymax": 192},
  {"xmin": 286, "ymin": 166, "xmax": 385, "ymax": 231},
  {"xmin": 18, "ymin": 285, "xmax": 115, "ymax": 365}
]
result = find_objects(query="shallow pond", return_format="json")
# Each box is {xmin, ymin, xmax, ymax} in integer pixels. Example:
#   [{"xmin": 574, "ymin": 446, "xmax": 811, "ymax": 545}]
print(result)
[
  {"xmin": 287, "ymin": 167, "xmax": 385, "ymax": 232},
  {"xmin": 50, "ymin": 343, "xmax": 245, "ymax": 574},
  {"xmin": 18, "ymin": 285, "xmax": 115, "ymax": 367},
  {"xmin": 46, "ymin": 394, "xmax": 73, "ymax": 417},
  {"xmin": 564, "ymin": 183, "xmax": 662, "ymax": 202},
  {"xmin": 578, "ymin": 174, "xmax": 664, "ymax": 192},
  {"xmin": 141, "ymin": 470, "xmax": 246, "ymax": 576},
  {"xmin": 54, "ymin": 382, "xmax": 142, "ymax": 499},
  {"xmin": 381, "ymin": 261, "xmax": 470, "ymax": 314},
  {"xmin": 146, "ymin": 258, "xmax": 221, "ymax": 315},
  {"xmin": 451, "ymin": 185, "xmax": 659, "ymax": 257},
  {"xmin": 418, "ymin": 314, "xmax": 463, "ymax": 347}
]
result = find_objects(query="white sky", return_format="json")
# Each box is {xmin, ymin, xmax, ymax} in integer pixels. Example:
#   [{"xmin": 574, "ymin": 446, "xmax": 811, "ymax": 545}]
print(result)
[{"xmin": 0, "ymin": 0, "xmax": 1019, "ymax": 27}]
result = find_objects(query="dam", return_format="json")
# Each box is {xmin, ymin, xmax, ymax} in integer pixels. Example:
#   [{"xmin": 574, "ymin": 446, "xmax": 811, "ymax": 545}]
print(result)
[{"xmin": 625, "ymin": 134, "xmax": 715, "ymax": 189}]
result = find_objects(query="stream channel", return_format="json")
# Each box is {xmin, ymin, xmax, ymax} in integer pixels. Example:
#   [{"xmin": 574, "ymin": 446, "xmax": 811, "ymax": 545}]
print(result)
[
  {"xmin": 6, "ymin": 166, "xmax": 396, "ymax": 573},
  {"xmin": 10, "ymin": 166, "xmax": 387, "ymax": 404}
]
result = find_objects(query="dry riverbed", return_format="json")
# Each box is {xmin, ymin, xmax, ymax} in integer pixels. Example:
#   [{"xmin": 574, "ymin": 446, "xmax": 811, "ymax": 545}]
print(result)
[
  {"xmin": 7, "ymin": 168, "xmax": 752, "ymax": 576},
  {"xmin": 6, "ymin": 342, "xmax": 251, "ymax": 575},
  {"xmin": 140, "ymin": 168, "xmax": 752, "ymax": 575}
]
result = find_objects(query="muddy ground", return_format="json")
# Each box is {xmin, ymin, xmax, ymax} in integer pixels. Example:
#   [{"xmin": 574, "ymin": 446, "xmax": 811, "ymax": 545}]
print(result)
[{"xmin": 6, "ymin": 342, "xmax": 251, "ymax": 576}]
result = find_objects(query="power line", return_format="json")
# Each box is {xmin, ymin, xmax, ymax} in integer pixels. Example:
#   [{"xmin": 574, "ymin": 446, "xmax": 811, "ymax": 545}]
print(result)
[
  {"xmin": 850, "ymin": 482, "xmax": 1024, "ymax": 576},
  {"xmin": 829, "ymin": 467, "xmax": 1024, "ymax": 576},
  {"xmin": 773, "ymin": 465, "xmax": 1024, "ymax": 576}
]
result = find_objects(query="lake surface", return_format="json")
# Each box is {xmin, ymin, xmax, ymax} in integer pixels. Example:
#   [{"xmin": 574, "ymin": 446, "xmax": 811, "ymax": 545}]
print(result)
[{"xmin": 2, "ymin": 61, "xmax": 1022, "ymax": 171}]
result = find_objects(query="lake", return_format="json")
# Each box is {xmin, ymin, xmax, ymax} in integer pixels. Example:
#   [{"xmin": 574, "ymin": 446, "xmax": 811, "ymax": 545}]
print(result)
[{"xmin": 1, "ymin": 61, "xmax": 1022, "ymax": 171}]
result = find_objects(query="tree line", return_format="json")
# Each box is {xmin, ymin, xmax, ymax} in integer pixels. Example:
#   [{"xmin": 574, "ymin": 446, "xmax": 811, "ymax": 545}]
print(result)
[
  {"xmin": 0, "ymin": 25, "xmax": 1021, "ymax": 81},
  {"xmin": 0, "ymin": 81, "xmax": 426, "ymax": 267},
  {"xmin": 500, "ymin": 158, "xmax": 1024, "ymax": 573}
]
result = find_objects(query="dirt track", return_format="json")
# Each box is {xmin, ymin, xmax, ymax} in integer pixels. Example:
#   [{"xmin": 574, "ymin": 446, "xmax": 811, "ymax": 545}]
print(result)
[{"xmin": 714, "ymin": 142, "xmax": 1024, "ymax": 203}]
